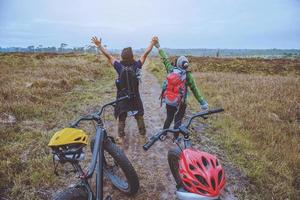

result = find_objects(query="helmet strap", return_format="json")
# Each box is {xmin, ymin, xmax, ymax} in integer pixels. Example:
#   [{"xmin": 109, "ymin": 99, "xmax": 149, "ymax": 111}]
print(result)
[{"xmin": 53, "ymin": 155, "xmax": 60, "ymax": 176}]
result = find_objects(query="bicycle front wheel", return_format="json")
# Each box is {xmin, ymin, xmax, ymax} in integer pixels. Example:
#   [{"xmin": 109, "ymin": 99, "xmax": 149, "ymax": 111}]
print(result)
[
  {"xmin": 168, "ymin": 147, "xmax": 183, "ymax": 187},
  {"xmin": 91, "ymin": 138, "xmax": 140, "ymax": 195}
]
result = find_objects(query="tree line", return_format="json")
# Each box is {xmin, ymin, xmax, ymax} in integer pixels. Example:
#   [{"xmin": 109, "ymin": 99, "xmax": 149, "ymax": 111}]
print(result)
[{"xmin": 1, "ymin": 44, "xmax": 299, "ymax": 58}]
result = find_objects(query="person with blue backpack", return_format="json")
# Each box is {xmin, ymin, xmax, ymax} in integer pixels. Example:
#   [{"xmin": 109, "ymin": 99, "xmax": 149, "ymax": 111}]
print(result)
[
  {"xmin": 152, "ymin": 37, "xmax": 209, "ymax": 139},
  {"xmin": 92, "ymin": 36, "xmax": 155, "ymax": 144}
]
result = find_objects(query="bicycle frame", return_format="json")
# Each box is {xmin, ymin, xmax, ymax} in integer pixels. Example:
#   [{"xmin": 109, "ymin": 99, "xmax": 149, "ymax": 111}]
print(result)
[
  {"xmin": 66, "ymin": 95, "xmax": 130, "ymax": 200},
  {"xmin": 68, "ymin": 119, "xmax": 107, "ymax": 200}
]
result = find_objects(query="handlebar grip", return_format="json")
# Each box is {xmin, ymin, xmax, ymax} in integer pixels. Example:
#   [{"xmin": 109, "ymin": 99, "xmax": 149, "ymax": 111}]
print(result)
[
  {"xmin": 208, "ymin": 108, "xmax": 224, "ymax": 114},
  {"xmin": 143, "ymin": 138, "xmax": 157, "ymax": 151}
]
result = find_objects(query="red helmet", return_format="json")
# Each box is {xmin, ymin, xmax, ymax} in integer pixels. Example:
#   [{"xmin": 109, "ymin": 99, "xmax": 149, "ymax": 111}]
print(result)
[{"xmin": 178, "ymin": 148, "xmax": 226, "ymax": 197}]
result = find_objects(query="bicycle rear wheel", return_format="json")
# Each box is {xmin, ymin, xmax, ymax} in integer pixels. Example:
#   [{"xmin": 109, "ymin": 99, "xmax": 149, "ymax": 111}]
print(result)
[{"xmin": 90, "ymin": 137, "xmax": 140, "ymax": 195}]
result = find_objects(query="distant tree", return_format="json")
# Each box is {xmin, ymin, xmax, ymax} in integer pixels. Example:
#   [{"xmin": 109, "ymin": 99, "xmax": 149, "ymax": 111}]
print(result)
[
  {"xmin": 27, "ymin": 45, "xmax": 35, "ymax": 53},
  {"xmin": 86, "ymin": 45, "xmax": 97, "ymax": 53},
  {"xmin": 216, "ymin": 49, "xmax": 220, "ymax": 57},
  {"xmin": 37, "ymin": 45, "xmax": 43, "ymax": 52},
  {"xmin": 72, "ymin": 47, "xmax": 84, "ymax": 53},
  {"xmin": 59, "ymin": 43, "xmax": 68, "ymax": 53}
]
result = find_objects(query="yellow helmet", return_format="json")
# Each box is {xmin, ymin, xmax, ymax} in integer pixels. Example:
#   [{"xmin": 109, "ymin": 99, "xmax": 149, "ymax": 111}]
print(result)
[{"xmin": 48, "ymin": 128, "xmax": 88, "ymax": 147}]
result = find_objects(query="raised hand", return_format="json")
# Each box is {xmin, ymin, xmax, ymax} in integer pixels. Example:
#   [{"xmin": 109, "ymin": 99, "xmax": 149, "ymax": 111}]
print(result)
[
  {"xmin": 152, "ymin": 36, "xmax": 160, "ymax": 48},
  {"xmin": 91, "ymin": 36, "xmax": 102, "ymax": 48}
]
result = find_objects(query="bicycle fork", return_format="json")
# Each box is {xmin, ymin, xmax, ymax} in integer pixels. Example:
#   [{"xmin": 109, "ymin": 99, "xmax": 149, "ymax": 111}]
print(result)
[{"xmin": 95, "ymin": 126, "xmax": 106, "ymax": 200}]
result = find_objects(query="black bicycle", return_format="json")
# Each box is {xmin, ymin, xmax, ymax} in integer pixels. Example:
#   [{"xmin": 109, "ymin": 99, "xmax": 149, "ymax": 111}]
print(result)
[{"xmin": 49, "ymin": 96, "xmax": 139, "ymax": 200}]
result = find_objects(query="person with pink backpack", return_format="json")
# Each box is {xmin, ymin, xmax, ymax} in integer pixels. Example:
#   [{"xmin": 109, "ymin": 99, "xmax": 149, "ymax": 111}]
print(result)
[{"xmin": 153, "ymin": 37, "xmax": 209, "ymax": 139}]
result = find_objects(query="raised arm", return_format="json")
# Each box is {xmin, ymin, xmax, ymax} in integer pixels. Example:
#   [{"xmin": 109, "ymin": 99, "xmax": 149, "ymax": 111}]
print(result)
[
  {"xmin": 158, "ymin": 49, "xmax": 173, "ymax": 73},
  {"xmin": 140, "ymin": 38, "xmax": 155, "ymax": 65},
  {"xmin": 153, "ymin": 37, "xmax": 173, "ymax": 73},
  {"xmin": 91, "ymin": 36, "xmax": 116, "ymax": 66}
]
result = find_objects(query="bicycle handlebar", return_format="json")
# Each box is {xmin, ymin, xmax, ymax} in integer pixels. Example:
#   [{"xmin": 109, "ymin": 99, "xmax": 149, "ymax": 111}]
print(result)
[
  {"xmin": 184, "ymin": 108, "xmax": 224, "ymax": 128},
  {"xmin": 143, "ymin": 108, "xmax": 224, "ymax": 151},
  {"xmin": 70, "ymin": 95, "xmax": 130, "ymax": 128},
  {"xmin": 95, "ymin": 95, "xmax": 129, "ymax": 116}
]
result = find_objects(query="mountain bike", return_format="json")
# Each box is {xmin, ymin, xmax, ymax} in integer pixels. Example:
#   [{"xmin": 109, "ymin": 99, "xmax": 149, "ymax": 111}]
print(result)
[
  {"xmin": 49, "ymin": 96, "xmax": 139, "ymax": 200},
  {"xmin": 143, "ymin": 108, "xmax": 226, "ymax": 200}
]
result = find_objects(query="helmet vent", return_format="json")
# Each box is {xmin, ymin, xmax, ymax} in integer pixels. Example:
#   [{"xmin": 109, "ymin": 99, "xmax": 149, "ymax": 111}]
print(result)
[
  {"xmin": 83, "ymin": 136, "xmax": 86, "ymax": 141},
  {"xmin": 74, "ymin": 137, "xmax": 82, "ymax": 141},
  {"xmin": 211, "ymin": 159, "xmax": 215, "ymax": 168},
  {"xmin": 197, "ymin": 187, "xmax": 208, "ymax": 194},
  {"xmin": 202, "ymin": 157, "xmax": 209, "ymax": 169},
  {"xmin": 189, "ymin": 164, "xmax": 196, "ymax": 171},
  {"xmin": 211, "ymin": 178, "xmax": 216, "ymax": 190},
  {"xmin": 195, "ymin": 174, "xmax": 209, "ymax": 187},
  {"xmin": 184, "ymin": 181, "xmax": 192, "ymax": 188},
  {"xmin": 196, "ymin": 162, "xmax": 203, "ymax": 171},
  {"xmin": 216, "ymin": 159, "xmax": 219, "ymax": 166},
  {"xmin": 218, "ymin": 171, "xmax": 223, "ymax": 185},
  {"xmin": 192, "ymin": 181, "xmax": 199, "ymax": 186}
]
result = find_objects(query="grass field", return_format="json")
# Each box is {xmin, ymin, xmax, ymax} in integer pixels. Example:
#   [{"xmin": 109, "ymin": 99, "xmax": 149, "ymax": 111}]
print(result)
[
  {"xmin": 1, "ymin": 53, "xmax": 299, "ymax": 199},
  {"xmin": 150, "ymin": 56, "xmax": 300, "ymax": 200},
  {"xmin": 0, "ymin": 53, "xmax": 116, "ymax": 199}
]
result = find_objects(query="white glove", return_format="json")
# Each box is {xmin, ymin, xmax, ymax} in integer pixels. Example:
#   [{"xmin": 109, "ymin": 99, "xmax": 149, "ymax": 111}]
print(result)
[{"xmin": 200, "ymin": 101, "xmax": 209, "ymax": 110}]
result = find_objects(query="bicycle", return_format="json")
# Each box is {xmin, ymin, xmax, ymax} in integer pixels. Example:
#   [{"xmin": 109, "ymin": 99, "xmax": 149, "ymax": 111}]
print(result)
[
  {"xmin": 143, "ymin": 108, "xmax": 226, "ymax": 200},
  {"xmin": 48, "ymin": 96, "xmax": 139, "ymax": 200}
]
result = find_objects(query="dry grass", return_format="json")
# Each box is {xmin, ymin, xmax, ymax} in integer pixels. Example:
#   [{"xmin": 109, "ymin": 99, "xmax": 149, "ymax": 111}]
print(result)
[
  {"xmin": 0, "ymin": 53, "xmax": 116, "ymax": 199},
  {"xmin": 189, "ymin": 56, "xmax": 300, "ymax": 76},
  {"xmin": 1, "ymin": 53, "xmax": 299, "ymax": 199},
  {"xmin": 196, "ymin": 72, "xmax": 300, "ymax": 199},
  {"xmin": 150, "ymin": 57, "xmax": 300, "ymax": 199}
]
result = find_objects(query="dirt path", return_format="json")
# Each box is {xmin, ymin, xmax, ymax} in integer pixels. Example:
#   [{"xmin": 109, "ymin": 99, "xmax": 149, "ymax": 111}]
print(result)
[
  {"xmin": 101, "ymin": 65, "xmax": 247, "ymax": 199},
  {"xmin": 103, "ymin": 66, "xmax": 176, "ymax": 199}
]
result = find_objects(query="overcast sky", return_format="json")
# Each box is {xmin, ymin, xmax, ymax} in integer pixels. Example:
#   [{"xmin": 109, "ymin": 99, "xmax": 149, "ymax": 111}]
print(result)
[{"xmin": 0, "ymin": 0, "xmax": 299, "ymax": 49}]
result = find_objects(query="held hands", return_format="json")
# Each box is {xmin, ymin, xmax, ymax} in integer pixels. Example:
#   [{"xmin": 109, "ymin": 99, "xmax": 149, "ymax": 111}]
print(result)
[
  {"xmin": 91, "ymin": 36, "xmax": 102, "ymax": 48},
  {"xmin": 152, "ymin": 36, "xmax": 160, "ymax": 49}
]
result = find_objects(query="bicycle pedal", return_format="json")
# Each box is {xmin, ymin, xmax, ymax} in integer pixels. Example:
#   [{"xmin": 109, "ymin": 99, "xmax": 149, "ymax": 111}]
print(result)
[{"xmin": 105, "ymin": 195, "xmax": 112, "ymax": 200}]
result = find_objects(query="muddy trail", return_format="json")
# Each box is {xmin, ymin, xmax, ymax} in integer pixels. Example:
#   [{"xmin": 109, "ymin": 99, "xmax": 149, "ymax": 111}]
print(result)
[
  {"xmin": 101, "ymin": 67, "xmax": 176, "ymax": 199},
  {"xmin": 98, "ymin": 66, "xmax": 249, "ymax": 200}
]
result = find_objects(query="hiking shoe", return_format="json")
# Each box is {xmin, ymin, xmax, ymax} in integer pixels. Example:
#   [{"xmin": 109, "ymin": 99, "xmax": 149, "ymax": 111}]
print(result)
[{"xmin": 115, "ymin": 136, "xmax": 124, "ymax": 145}]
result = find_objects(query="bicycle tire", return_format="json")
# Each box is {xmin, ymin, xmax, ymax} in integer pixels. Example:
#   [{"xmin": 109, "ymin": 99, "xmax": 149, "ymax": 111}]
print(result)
[
  {"xmin": 53, "ymin": 185, "xmax": 88, "ymax": 200},
  {"xmin": 168, "ymin": 147, "xmax": 183, "ymax": 187},
  {"xmin": 90, "ymin": 138, "xmax": 140, "ymax": 195}
]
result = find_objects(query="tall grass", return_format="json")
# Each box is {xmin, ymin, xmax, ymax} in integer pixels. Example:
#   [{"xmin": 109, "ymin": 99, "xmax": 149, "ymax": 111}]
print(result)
[
  {"xmin": 196, "ymin": 72, "xmax": 300, "ymax": 199},
  {"xmin": 0, "ymin": 53, "xmax": 115, "ymax": 199},
  {"xmin": 150, "ymin": 57, "xmax": 300, "ymax": 199}
]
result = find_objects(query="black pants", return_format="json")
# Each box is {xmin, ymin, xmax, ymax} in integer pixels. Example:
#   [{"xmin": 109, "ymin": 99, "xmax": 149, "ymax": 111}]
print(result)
[{"xmin": 163, "ymin": 103, "xmax": 187, "ymax": 138}]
